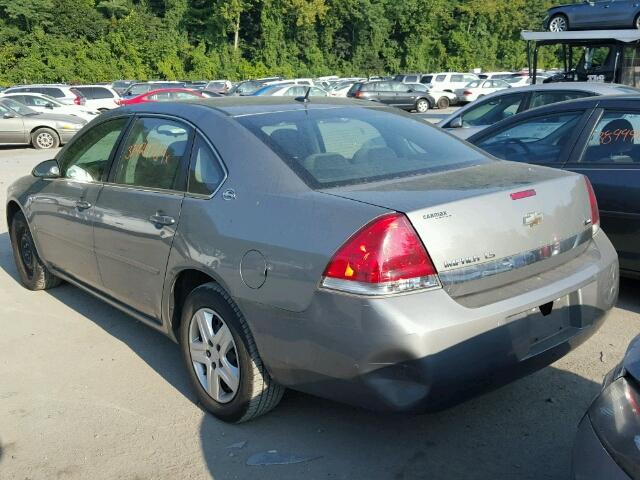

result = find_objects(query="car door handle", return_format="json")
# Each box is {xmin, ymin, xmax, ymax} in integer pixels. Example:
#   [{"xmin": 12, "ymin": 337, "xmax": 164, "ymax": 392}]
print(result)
[
  {"xmin": 149, "ymin": 213, "xmax": 175, "ymax": 227},
  {"xmin": 75, "ymin": 200, "xmax": 92, "ymax": 210}
]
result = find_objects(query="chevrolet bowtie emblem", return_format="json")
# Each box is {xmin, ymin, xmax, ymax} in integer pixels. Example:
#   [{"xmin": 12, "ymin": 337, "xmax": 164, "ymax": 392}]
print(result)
[{"xmin": 523, "ymin": 212, "xmax": 544, "ymax": 228}]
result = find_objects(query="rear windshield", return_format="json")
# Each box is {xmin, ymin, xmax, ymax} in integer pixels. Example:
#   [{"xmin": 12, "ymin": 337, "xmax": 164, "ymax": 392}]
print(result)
[{"xmin": 237, "ymin": 106, "xmax": 488, "ymax": 189}]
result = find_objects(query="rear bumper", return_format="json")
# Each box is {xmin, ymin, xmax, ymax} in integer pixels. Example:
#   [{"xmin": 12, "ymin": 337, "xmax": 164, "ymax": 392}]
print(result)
[
  {"xmin": 572, "ymin": 416, "xmax": 630, "ymax": 480},
  {"xmin": 241, "ymin": 232, "xmax": 618, "ymax": 412}
]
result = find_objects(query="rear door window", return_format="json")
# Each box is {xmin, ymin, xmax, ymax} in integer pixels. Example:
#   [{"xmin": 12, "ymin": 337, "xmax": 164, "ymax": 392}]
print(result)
[
  {"xmin": 580, "ymin": 112, "xmax": 640, "ymax": 164},
  {"xmin": 112, "ymin": 117, "xmax": 193, "ymax": 190},
  {"xmin": 40, "ymin": 88, "xmax": 65, "ymax": 98}
]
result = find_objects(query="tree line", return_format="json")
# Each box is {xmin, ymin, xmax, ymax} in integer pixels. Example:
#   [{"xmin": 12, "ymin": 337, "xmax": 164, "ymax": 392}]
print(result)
[{"xmin": 0, "ymin": 0, "xmax": 560, "ymax": 84}]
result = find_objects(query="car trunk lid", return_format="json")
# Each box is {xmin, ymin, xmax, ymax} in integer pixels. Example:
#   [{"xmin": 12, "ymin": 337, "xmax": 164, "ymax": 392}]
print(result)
[{"xmin": 323, "ymin": 161, "xmax": 593, "ymax": 298}]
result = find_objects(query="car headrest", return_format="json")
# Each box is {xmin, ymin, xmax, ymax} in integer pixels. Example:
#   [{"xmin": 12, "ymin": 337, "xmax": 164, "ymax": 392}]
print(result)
[{"xmin": 600, "ymin": 119, "xmax": 634, "ymax": 145}]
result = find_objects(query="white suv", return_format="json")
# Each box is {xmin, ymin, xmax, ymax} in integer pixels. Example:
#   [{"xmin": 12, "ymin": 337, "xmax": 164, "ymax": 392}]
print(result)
[
  {"xmin": 70, "ymin": 85, "xmax": 120, "ymax": 111},
  {"xmin": 428, "ymin": 73, "xmax": 480, "ymax": 93},
  {"xmin": 3, "ymin": 84, "xmax": 85, "ymax": 106}
]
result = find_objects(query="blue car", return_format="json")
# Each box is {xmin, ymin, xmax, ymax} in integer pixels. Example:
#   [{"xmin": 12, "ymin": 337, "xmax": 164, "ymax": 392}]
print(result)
[{"xmin": 546, "ymin": 1, "xmax": 640, "ymax": 32}]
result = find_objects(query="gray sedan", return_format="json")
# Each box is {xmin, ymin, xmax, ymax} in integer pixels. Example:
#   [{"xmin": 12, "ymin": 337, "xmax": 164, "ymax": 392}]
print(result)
[
  {"xmin": 5, "ymin": 97, "xmax": 619, "ymax": 423},
  {"xmin": 0, "ymin": 98, "xmax": 86, "ymax": 149}
]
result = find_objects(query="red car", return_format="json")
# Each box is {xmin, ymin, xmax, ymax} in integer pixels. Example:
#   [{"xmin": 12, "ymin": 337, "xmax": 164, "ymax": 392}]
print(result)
[{"xmin": 118, "ymin": 88, "xmax": 205, "ymax": 106}]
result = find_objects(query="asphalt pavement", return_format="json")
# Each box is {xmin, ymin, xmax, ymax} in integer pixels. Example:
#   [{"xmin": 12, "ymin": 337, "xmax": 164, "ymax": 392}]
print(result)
[{"xmin": 0, "ymin": 146, "xmax": 638, "ymax": 480}]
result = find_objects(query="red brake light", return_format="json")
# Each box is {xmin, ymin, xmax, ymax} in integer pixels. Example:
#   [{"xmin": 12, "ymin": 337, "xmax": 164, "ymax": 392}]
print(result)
[
  {"xmin": 354, "ymin": 91, "xmax": 363, "ymax": 98},
  {"xmin": 322, "ymin": 213, "xmax": 439, "ymax": 295},
  {"xmin": 74, "ymin": 95, "xmax": 85, "ymax": 106},
  {"xmin": 584, "ymin": 176, "xmax": 600, "ymax": 231},
  {"xmin": 463, "ymin": 91, "xmax": 473, "ymax": 96},
  {"xmin": 510, "ymin": 189, "xmax": 536, "ymax": 200}
]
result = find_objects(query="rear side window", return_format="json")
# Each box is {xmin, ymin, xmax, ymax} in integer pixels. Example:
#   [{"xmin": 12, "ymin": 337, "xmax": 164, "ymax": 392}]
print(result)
[
  {"xmin": 474, "ymin": 112, "xmax": 584, "ymax": 164},
  {"xmin": 39, "ymin": 88, "xmax": 64, "ymax": 98},
  {"xmin": 188, "ymin": 136, "xmax": 225, "ymax": 195},
  {"xmin": 580, "ymin": 112, "xmax": 640, "ymax": 164},
  {"xmin": 237, "ymin": 107, "xmax": 487, "ymax": 188},
  {"xmin": 113, "ymin": 117, "xmax": 192, "ymax": 190},
  {"xmin": 435, "ymin": 75, "xmax": 446, "ymax": 82},
  {"xmin": 451, "ymin": 75, "xmax": 463, "ymax": 82},
  {"xmin": 421, "ymin": 75, "xmax": 433, "ymax": 84},
  {"xmin": 59, "ymin": 118, "xmax": 129, "ymax": 182},
  {"xmin": 75, "ymin": 87, "xmax": 114, "ymax": 99},
  {"xmin": 530, "ymin": 91, "xmax": 593, "ymax": 109},
  {"xmin": 405, "ymin": 75, "xmax": 418, "ymax": 83}
]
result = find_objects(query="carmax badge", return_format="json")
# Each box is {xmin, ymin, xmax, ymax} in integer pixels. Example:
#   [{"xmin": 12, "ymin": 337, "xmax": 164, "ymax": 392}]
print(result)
[{"xmin": 523, "ymin": 211, "xmax": 544, "ymax": 228}]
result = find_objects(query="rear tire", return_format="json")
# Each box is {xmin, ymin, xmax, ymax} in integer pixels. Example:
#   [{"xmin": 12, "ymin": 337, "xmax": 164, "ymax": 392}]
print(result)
[
  {"xmin": 635, "ymin": 14, "xmax": 640, "ymax": 29},
  {"xmin": 437, "ymin": 97, "xmax": 450, "ymax": 109},
  {"xmin": 415, "ymin": 98, "xmax": 430, "ymax": 113},
  {"xmin": 548, "ymin": 14, "xmax": 568, "ymax": 32},
  {"xmin": 31, "ymin": 128, "xmax": 60, "ymax": 150},
  {"xmin": 9, "ymin": 210, "xmax": 61, "ymax": 290},
  {"xmin": 179, "ymin": 282, "xmax": 284, "ymax": 423}
]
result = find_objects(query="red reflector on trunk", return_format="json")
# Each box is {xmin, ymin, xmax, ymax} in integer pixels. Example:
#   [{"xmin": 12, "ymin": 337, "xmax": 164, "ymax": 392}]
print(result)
[{"xmin": 510, "ymin": 189, "xmax": 536, "ymax": 200}]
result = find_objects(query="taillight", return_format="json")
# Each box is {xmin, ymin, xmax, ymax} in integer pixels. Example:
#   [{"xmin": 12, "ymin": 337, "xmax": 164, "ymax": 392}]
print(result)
[
  {"xmin": 321, "ymin": 213, "xmax": 440, "ymax": 295},
  {"xmin": 584, "ymin": 176, "xmax": 600, "ymax": 233},
  {"xmin": 74, "ymin": 95, "xmax": 84, "ymax": 106},
  {"xmin": 354, "ymin": 91, "xmax": 363, "ymax": 98},
  {"xmin": 463, "ymin": 91, "xmax": 473, "ymax": 96}
]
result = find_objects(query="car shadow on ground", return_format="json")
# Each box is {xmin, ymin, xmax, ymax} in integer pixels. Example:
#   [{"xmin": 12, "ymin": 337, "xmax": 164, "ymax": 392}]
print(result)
[{"xmin": 1, "ymin": 230, "xmax": 638, "ymax": 479}]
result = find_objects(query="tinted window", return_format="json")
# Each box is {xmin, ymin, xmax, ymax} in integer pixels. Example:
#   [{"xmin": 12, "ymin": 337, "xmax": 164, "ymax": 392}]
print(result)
[
  {"xmin": 435, "ymin": 75, "xmax": 446, "ymax": 82},
  {"xmin": 530, "ymin": 91, "xmax": 592, "ymax": 109},
  {"xmin": 113, "ymin": 117, "xmax": 192, "ymax": 190},
  {"xmin": 580, "ymin": 112, "xmax": 640, "ymax": 164},
  {"xmin": 405, "ymin": 76, "xmax": 418, "ymax": 83},
  {"xmin": 421, "ymin": 75, "xmax": 433, "ymax": 84},
  {"xmin": 59, "ymin": 118, "xmax": 128, "ymax": 182},
  {"xmin": 461, "ymin": 93, "xmax": 525, "ymax": 127},
  {"xmin": 188, "ymin": 136, "xmax": 225, "ymax": 195},
  {"xmin": 475, "ymin": 112, "xmax": 583, "ymax": 164},
  {"xmin": 238, "ymin": 107, "xmax": 487, "ymax": 188},
  {"xmin": 40, "ymin": 88, "xmax": 64, "ymax": 98},
  {"xmin": 75, "ymin": 87, "xmax": 114, "ymax": 99}
]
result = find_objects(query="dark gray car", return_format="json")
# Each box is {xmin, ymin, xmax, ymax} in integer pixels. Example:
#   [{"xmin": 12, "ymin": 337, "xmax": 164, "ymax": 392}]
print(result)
[{"xmin": 5, "ymin": 97, "xmax": 619, "ymax": 423}]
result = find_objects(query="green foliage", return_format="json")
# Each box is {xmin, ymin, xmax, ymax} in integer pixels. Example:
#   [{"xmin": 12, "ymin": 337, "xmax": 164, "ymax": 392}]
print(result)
[{"xmin": 0, "ymin": 0, "xmax": 559, "ymax": 85}]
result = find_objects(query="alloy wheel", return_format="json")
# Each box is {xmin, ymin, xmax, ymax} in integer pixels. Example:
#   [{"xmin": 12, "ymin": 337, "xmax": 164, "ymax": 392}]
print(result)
[
  {"xmin": 549, "ymin": 16, "xmax": 567, "ymax": 32},
  {"xmin": 416, "ymin": 100, "xmax": 429, "ymax": 113},
  {"xmin": 188, "ymin": 308, "xmax": 240, "ymax": 404}
]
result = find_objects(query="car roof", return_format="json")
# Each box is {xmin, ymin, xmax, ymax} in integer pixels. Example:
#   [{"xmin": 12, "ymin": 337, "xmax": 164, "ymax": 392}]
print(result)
[
  {"xmin": 114, "ymin": 96, "xmax": 382, "ymax": 118},
  {"xmin": 142, "ymin": 88, "xmax": 200, "ymax": 95}
]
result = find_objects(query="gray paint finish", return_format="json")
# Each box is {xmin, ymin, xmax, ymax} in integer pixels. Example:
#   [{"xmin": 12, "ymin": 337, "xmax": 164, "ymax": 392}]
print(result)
[{"xmin": 6, "ymin": 98, "xmax": 620, "ymax": 412}]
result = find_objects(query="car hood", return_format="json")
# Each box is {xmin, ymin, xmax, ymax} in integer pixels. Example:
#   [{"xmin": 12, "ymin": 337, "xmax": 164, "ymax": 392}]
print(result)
[{"xmin": 623, "ymin": 335, "xmax": 640, "ymax": 383}]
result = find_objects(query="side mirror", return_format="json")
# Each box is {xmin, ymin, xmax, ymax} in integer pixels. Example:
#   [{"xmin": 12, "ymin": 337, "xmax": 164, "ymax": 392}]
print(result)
[
  {"xmin": 3, "ymin": 112, "xmax": 16, "ymax": 119},
  {"xmin": 45, "ymin": 102, "xmax": 55, "ymax": 109},
  {"xmin": 407, "ymin": 89, "xmax": 414, "ymax": 93},
  {"xmin": 450, "ymin": 116, "xmax": 463, "ymax": 129},
  {"xmin": 32, "ymin": 159, "xmax": 60, "ymax": 178}
]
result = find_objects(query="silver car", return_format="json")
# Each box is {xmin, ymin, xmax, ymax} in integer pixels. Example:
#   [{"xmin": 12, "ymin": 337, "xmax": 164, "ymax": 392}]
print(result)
[
  {"xmin": 5, "ymin": 97, "xmax": 619, "ymax": 423},
  {"xmin": 0, "ymin": 98, "xmax": 86, "ymax": 149},
  {"xmin": 440, "ymin": 82, "xmax": 640, "ymax": 139}
]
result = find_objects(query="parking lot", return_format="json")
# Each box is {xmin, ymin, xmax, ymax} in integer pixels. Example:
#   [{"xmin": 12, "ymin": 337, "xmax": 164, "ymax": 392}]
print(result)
[{"xmin": 0, "ymin": 146, "xmax": 639, "ymax": 480}]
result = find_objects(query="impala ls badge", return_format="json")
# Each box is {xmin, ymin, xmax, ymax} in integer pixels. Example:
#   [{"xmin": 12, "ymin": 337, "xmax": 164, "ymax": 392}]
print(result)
[{"xmin": 523, "ymin": 211, "xmax": 543, "ymax": 228}]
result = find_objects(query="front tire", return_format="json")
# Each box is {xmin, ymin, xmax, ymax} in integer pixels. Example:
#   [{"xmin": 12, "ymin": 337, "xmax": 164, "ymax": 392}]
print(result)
[
  {"xmin": 548, "ymin": 14, "xmax": 568, "ymax": 32},
  {"xmin": 179, "ymin": 283, "xmax": 284, "ymax": 423},
  {"xmin": 415, "ymin": 98, "xmax": 430, "ymax": 113},
  {"xmin": 635, "ymin": 14, "xmax": 640, "ymax": 29},
  {"xmin": 9, "ymin": 210, "xmax": 61, "ymax": 290},
  {"xmin": 31, "ymin": 128, "xmax": 60, "ymax": 150}
]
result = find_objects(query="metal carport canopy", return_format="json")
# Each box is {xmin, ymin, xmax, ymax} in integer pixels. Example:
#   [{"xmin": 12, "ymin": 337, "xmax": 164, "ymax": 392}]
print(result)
[{"xmin": 521, "ymin": 30, "xmax": 640, "ymax": 44}]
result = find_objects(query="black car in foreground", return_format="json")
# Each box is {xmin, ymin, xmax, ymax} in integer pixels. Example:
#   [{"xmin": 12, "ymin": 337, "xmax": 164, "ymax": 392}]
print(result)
[
  {"xmin": 347, "ymin": 81, "xmax": 434, "ymax": 112},
  {"xmin": 468, "ymin": 95, "xmax": 640, "ymax": 278},
  {"xmin": 572, "ymin": 334, "xmax": 640, "ymax": 479}
]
